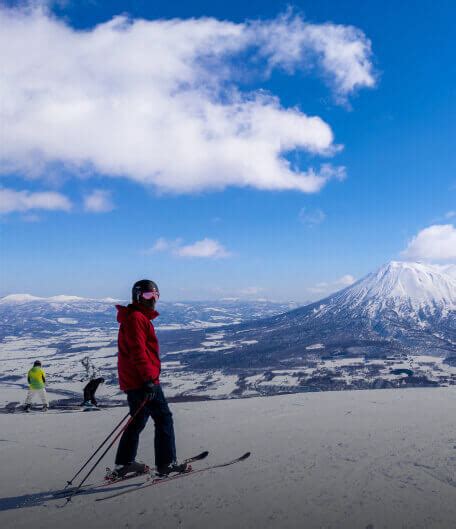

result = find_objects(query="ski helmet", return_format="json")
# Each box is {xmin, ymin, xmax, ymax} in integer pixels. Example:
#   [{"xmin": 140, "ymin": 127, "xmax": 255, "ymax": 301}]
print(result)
[
  {"xmin": 34, "ymin": 360, "xmax": 42, "ymax": 367},
  {"xmin": 132, "ymin": 279, "xmax": 160, "ymax": 303}
]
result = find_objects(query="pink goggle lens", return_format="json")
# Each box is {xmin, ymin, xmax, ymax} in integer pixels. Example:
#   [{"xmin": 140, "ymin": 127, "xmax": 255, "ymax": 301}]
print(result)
[{"xmin": 141, "ymin": 291, "xmax": 160, "ymax": 301}]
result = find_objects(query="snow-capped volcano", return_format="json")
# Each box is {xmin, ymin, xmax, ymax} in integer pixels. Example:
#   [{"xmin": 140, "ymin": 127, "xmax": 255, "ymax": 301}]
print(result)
[
  {"xmin": 319, "ymin": 261, "xmax": 456, "ymax": 318},
  {"xmin": 190, "ymin": 262, "xmax": 456, "ymax": 370}
]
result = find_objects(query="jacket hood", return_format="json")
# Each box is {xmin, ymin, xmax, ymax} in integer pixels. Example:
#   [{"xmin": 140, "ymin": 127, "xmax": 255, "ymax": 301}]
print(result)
[{"xmin": 116, "ymin": 303, "xmax": 159, "ymax": 324}]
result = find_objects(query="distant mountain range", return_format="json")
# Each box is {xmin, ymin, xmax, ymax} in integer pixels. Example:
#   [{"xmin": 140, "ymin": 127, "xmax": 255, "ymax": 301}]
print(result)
[
  {"xmin": 0, "ymin": 295, "xmax": 301, "ymax": 340},
  {"xmin": 2, "ymin": 262, "xmax": 455, "ymax": 361}
]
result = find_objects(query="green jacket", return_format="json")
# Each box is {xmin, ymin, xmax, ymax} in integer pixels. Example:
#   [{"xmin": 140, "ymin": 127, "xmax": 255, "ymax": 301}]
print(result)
[{"xmin": 27, "ymin": 367, "xmax": 46, "ymax": 390}]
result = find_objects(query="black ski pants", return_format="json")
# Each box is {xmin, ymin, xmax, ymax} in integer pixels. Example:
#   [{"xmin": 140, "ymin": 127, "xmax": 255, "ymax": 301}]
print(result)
[
  {"xmin": 83, "ymin": 388, "xmax": 97, "ymax": 406},
  {"xmin": 115, "ymin": 385, "xmax": 176, "ymax": 468}
]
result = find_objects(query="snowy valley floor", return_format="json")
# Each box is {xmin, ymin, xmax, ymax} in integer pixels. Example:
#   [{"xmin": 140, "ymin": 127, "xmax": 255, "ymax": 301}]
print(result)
[{"xmin": 2, "ymin": 387, "xmax": 456, "ymax": 529}]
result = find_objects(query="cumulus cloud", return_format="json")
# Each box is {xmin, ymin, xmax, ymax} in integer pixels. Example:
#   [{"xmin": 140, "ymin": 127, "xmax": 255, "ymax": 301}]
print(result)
[
  {"xmin": 83, "ymin": 189, "xmax": 114, "ymax": 213},
  {"xmin": 308, "ymin": 274, "xmax": 356, "ymax": 295},
  {"xmin": 298, "ymin": 206, "xmax": 326, "ymax": 226},
  {"xmin": 0, "ymin": 6, "xmax": 374, "ymax": 194},
  {"xmin": 402, "ymin": 224, "xmax": 456, "ymax": 261},
  {"xmin": 253, "ymin": 14, "xmax": 375, "ymax": 96},
  {"xmin": 145, "ymin": 237, "xmax": 183, "ymax": 254},
  {"xmin": 146, "ymin": 237, "xmax": 230, "ymax": 259},
  {"xmin": 0, "ymin": 187, "xmax": 72, "ymax": 213},
  {"xmin": 176, "ymin": 238, "xmax": 231, "ymax": 258}
]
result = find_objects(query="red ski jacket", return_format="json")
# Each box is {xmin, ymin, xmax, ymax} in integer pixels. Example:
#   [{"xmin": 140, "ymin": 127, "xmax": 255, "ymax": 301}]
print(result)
[{"xmin": 116, "ymin": 303, "xmax": 160, "ymax": 391}]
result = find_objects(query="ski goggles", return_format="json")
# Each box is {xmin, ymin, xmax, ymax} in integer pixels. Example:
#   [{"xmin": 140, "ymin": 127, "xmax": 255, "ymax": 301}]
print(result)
[{"xmin": 141, "ymin": 290, "xmax": 160, "ymax": 301}]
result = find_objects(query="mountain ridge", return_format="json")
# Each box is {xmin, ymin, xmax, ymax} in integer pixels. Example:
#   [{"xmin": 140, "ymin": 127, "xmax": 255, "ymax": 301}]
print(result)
[{"xmin": 184, "ymin": 261, "xmax": 456, "ymax": 370}]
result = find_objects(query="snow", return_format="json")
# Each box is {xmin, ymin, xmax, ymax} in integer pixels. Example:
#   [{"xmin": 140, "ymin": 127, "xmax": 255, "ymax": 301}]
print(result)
[
  {"xmin": 0, "ymin": 294, "xmax": 93, "ymax": 304},
  {"xmin": 0, "ymin": 294, "xmax": 45, "ymax": 304},
  {"xmin": 99, "ymin": 297, "xmax": 121, "ymax": 303},
  {"xmin": 56, "ymin": 318, "xmax": 78, "ymax": 325},
  {"xmin": 48, "ymin": 295, "xmax": 86, "ymax": 303},
  {"xmin": 306, "ymin": 343, "xmax": 324, "ymax": 350},
  {"xmin": 258, "ymin": 375, "xmax": 298, "ymax": 387},
  {"xmin": 344, "ymin": 261, "xmax": 456, "ymax": 309},
  {"xmin": 3, "ymin": 387, "xmax": 456, "ymax": 528},
  {"xmin": 310, "ymin": 261, "xmax": 456, "ymax": 328},
  {"xmin": 322, "ymin": 357, "xmax": 365, "ymax": 368},
  {"xmin": 156, "ymin": 321, "xmax": 226, "ymax": 331}
]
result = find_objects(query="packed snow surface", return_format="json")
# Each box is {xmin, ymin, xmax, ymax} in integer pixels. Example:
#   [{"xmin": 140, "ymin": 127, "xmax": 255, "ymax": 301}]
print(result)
[{"xmin": 2, "ymin": 388, "xmax": 456, "ymax": 528}]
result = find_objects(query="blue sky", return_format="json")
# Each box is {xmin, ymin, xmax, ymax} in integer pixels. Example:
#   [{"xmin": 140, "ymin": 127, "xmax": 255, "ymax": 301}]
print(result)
[{"xmin": 1, "ymin": 0, "xmax": 455, "ymax": 301}]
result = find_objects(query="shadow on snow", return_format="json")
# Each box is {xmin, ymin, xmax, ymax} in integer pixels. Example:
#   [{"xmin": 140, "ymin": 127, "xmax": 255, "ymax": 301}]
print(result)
[{"xmin": 0, "ymin": 481, "xmax": 142, "ymax": 511}]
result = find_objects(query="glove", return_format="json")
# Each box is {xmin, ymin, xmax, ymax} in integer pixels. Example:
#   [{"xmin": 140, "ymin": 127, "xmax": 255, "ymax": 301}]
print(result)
[{"xmin": 143, "ymin": 380, "xmax": 160, "ymax": 401}]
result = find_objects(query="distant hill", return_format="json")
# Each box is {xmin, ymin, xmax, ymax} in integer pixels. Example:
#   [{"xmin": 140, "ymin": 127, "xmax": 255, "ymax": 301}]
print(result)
[{"xmin": 0, "ymin": 295, "xmax": 302, "ymax": 340}]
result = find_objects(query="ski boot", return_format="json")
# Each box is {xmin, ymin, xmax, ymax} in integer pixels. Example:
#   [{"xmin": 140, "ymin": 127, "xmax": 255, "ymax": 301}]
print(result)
[
  {"xmin": 23, "ymin": 404, "xmax": 31, "ymax": 412},
  {"xmin": 156, "ymin": 460, "xmax": 189, "ymax": 477},
  {"xmin": 42, "ymin": 405, "xmax": 48, "ymax": 412},
  {"xmin": 110, "ymin": 461, "xmax": 150, "ymax": 480}
]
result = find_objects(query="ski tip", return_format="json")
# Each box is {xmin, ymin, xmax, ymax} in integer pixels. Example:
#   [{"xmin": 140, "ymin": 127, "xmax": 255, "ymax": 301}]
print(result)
[
  {"xmin": 185, "ymin": 450, "xmax": 209, "ymax": 463},
  {"xmin": 239, "ymin": 452, "xmax": 251, "ymax": 461}
]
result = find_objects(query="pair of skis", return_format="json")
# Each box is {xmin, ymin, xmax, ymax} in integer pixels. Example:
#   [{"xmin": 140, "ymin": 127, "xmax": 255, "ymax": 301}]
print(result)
[
  {"xmin": 97, "ymin": 451, "xmax": 250, "ymax": 502},
  {"xmin": 53, "ymin": 451, "xmax": 209, "ymax": 499},
  {"xmin": 55, "ymin": 450, "xmax": 250, "ymax": 501}
]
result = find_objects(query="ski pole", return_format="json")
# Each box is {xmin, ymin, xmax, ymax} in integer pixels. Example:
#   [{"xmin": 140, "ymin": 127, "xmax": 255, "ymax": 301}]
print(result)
[
  {"xmin": 64, "ymin": 410, "xmax": 132, "ymax": 489},
  {"xmin": 65, "ymin": 398, "xmax": 148, "ymax": 503}
]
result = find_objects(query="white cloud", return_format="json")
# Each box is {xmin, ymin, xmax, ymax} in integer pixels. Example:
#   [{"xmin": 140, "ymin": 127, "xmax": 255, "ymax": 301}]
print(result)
[
  {"xmin": 298, "ymin": 207, "xmax": 326, "ymax": 226},
  {"xmin": 338, "ymin": 274, "xmax": 356, "ymax": 286},
  {"xmin": 402, "ymin": 224, "xmax": 456, "ymax": 261},
  {"xmin": 0, "ymin": 187, "xmax": 72, "ymax": 213},
  {"xmin": 145, "ymin": 237, "xmax": 183, "ymax": 254},
  {"xmin": 83, "ymin": 189, "xmax": 114, "ymax": 213},
  {"xmin": 254, "ymin": 14, "xmax": 375, "ymax": 96},
  {"xmin": 146, "ymin": 237, "xmax": 230, "ymax": 259},
  {"xmin": 0, "ymin": 7, "xmax": 374, "ymax": 194},
  {"xmin": 308, "ymin": 274, "xmax": 355, "ymax": 295},
  {"xmin": 176, "ymin": 238, "xmax": 231, "ymax": 259},
  {"xmin": 445, "ymin": 211, "xmax": 456, "ymax": 219}
]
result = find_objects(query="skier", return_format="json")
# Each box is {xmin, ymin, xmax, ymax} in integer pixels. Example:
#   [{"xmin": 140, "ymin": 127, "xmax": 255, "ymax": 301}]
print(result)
[
  {"xmin": 81, "ymin": 377, "xmax": 105, "ymax": 407},
  {"xmin": 23, "ymin": 360, "xmax": 48, "ymax": 411},
  {"xmin": 113, "ymin": 279, "xmax": 187, "ymax": 478}
]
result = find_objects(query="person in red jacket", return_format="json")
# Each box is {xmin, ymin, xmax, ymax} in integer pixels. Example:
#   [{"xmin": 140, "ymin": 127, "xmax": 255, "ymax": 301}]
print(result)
[{"xmin": 113, "ymin": 279, "xmax": 187, "ymax": 478}]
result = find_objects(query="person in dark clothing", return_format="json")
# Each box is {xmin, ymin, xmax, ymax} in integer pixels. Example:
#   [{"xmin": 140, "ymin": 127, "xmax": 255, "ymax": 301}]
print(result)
[
  {"xmin": 81, "ymin": 377, "xmax": 105, "ymax": 407},
  {"xmin": 113, "ymin": 279, "xmax": 186, "ymax": 478}
]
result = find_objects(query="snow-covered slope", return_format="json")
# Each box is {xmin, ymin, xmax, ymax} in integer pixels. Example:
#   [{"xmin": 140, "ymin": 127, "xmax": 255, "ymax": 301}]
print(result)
[
  {"xmin": 2, "ymin": 387, "xmax": 456, "ymax": 529},
  {"xmin": 330, "ymin": 261, "xmax": 456, "ymax": 314},
  {"xmin": 0, "ymin": 294, "xmax": 45, "ymax": 304}
]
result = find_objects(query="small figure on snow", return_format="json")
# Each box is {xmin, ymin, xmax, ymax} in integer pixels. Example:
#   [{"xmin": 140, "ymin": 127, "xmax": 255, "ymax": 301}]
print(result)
[
  {"xmin": 23, "ymin": 360, "xmax": 48, "ymax": 412},
  {"xmin": 81, "ymin": 377, "xmax": 105, "ymax": 408},
  {"xmin": 113, "ymin": 279, "xmax": 187, "ymax": 478}
]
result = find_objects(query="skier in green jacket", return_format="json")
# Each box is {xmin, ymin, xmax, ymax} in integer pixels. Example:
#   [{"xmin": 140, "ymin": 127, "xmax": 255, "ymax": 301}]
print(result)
[{"xmin": 23, "ymin": 360, "xmax": 49, "ymax": 412}]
